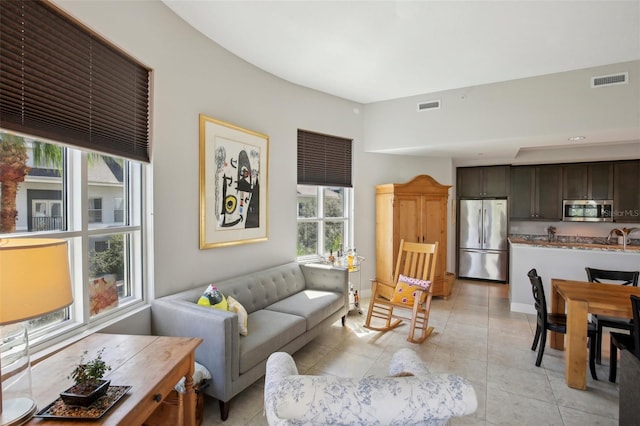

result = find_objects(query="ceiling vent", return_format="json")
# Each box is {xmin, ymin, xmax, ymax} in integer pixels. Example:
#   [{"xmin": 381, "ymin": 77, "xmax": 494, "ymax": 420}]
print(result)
[
  {"xmin": 417, "ymin": 100, "xmax": 441, "ymax": 111},
  {"xmin": 591, "ymin": 72, "xmax": 628, "ymax": 88}
]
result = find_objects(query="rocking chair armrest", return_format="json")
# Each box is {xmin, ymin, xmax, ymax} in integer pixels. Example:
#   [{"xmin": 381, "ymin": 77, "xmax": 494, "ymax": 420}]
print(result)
[{"xmin": 371, "ymin": 278, "xmax": 396, "ymax": 301}]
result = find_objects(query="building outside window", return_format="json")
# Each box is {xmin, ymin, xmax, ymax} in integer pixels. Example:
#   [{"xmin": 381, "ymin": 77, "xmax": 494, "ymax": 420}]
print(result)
[{"xmin": 0, "ymin": 130, "xmax": 144, "ymax": 344}]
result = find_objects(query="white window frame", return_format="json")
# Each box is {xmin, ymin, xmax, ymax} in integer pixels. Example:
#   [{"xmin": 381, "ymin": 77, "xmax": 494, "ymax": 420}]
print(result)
[
  {"xmin": 0, "ymin": 134, "xmax": 148, "ymax": 352},
  {"xmin": 296, "ymin": 185, "xmax": 353, "ymax": 262}
]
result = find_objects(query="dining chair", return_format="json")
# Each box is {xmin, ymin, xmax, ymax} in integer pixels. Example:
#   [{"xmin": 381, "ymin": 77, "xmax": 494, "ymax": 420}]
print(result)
[
  {"xmin": 608, "ymin": 294, "xmax": 640, "ymax": 382},
  {"xmin": 527, "ymin": 268, "xmax": 598, "ymax": 380},
  {"xmin": 585, "ymin": 267, "xmax": 639, "ymax": 364}
]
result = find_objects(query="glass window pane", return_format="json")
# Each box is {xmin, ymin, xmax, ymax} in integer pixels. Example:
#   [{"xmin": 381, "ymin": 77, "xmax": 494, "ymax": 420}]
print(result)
[
  {"xmin": 324, "ymin": 221, "xmax": 344, "ymax": 255},
  {"xmin": 88, "ymin": 155, "xmax": 126, "ymax": 229},
  {"xmin": 88, "ymin": 233, "xmax": 128, "ymax": 317},
  {"xmin": 323, "ymin": 187, "xmax": 344, "ymax": 218},
  {"xmin": 297, "ymin": 222, "xmax": 318, "ymax": 256},
  {"xmin": 0, "ymin": 132, "xmax": 64, "ymax": 234},
  {"xmin": 297, "ymin": 186, "xmax": 317, "ymax": 218}
]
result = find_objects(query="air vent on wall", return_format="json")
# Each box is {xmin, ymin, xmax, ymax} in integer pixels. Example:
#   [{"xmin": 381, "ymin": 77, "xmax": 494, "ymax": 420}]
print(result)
[
  {"xmin": 417, "ymin": 100, "xmax": 441, "ymax": 111},
  {"xmin": 591, "ymin": 72, "xmax": 628, "ymax": 88}
]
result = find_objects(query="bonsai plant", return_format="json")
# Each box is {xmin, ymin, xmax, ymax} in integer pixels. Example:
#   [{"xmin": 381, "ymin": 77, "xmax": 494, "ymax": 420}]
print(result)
[{"xmin": 61, "ymin": 347, "xmax": 112, "ymax": 407}]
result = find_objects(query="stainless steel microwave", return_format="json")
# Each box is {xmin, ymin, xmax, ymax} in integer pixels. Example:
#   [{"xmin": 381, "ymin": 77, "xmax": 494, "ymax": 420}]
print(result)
[{"xmin": 563, "ymin": 200, "xmax": 613, "ymax": 222}]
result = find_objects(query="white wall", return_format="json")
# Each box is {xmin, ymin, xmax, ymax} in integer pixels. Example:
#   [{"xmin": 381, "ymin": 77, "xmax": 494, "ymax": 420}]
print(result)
[
  {"xmin": 364, "ymin": 60, "xmax": 640, "ymax": 166},
  {"xmin": 53, "ymin": 1, "xmax": 453, "ymax": 305}
]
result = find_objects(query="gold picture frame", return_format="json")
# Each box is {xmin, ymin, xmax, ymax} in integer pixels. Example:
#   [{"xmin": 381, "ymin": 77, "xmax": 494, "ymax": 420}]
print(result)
[{"xmin": 199, "ymin": 114, "xmax": 269, "ymax": 249}]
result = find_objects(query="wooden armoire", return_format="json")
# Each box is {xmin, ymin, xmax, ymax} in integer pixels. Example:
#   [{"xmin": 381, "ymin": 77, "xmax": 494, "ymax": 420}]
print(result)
[{"xmin": 375, "ymin": 175, "xmax": 451, "ymax": 297}]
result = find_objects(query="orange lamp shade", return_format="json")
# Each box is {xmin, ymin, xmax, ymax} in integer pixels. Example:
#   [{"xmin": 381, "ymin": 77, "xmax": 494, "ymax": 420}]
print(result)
[{"xmin": 0, "ymin": 238, "xmax": 73, "ymax": 325}]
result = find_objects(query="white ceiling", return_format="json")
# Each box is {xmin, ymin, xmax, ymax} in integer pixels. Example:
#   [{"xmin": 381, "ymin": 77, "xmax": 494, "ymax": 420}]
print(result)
[
  {"xmin": 163, "ymin": 0, "xmax": 640, "ymax": 159},
  {"xmin": 163, "ymin": 0, "xmax": 640, "ymax": 104}
]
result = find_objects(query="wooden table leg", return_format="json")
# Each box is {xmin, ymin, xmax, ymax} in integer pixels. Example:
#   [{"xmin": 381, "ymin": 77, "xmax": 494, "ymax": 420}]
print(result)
[
  {"xmin": 565, "ymin": 299, "xmax": 588, "ymax": 390},
  {"xmin": 182, "ymin": 354, "xmax": 196, "ymax": 426},
  {"xmin": 550, "ymin": 279, "xmax": 565, "ymax": 350}
]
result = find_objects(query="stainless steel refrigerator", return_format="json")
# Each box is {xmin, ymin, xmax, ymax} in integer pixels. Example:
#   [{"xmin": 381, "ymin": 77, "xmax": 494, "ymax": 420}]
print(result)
[{"xmin": 458, "ymin": 199, "xmax": 508, "ymax": 282}]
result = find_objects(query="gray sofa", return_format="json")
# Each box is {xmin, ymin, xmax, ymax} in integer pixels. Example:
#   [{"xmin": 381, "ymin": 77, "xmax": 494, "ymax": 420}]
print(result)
[{"xmin": 151, "ymin": 262, "xmax": 348, "ymax": 421}]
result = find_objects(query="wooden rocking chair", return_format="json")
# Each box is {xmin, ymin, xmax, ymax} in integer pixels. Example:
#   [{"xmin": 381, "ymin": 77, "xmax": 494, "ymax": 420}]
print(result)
[{"xmin": 364, "ymin": 239, "xmax": 438, "ymax": 343}]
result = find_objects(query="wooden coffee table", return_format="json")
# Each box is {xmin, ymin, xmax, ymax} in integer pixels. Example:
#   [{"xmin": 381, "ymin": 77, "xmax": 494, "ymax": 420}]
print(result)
[{"xmin": 26, "ymin": 333, "xmax": 202, "ymax": 425}]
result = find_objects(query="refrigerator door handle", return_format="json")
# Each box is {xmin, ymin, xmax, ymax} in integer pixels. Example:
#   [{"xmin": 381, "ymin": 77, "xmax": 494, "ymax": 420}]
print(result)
[
  {"xmin": 483, "ymin": 209, "xmax": 487, "ymax": 245},
  {"xmin": 478, "ymin": 209, "xmax": 482, "ymax": 244}
]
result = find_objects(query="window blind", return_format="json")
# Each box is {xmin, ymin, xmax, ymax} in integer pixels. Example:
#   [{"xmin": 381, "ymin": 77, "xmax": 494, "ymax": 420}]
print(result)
[
  {"xmin": 0, "ymin": 0, "xmax": 151, "ymax": 162},
  {"xmin": 297, "ymin": 129, "xmax": 352, "ymax": 187}
]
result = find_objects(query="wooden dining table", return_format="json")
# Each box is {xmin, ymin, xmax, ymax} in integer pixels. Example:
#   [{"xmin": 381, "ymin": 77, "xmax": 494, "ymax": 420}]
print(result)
[{"xmin": 550, "ymin": 278, "xmax": 640, "ymax": 390}]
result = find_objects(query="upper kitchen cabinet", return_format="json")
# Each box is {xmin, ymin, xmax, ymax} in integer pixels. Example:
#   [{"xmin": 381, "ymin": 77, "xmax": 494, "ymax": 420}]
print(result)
[
  {"xmin": 375, "ymin": 175, "xmax": 451, "ymax": 297},
  {"xmin": 562, "ymin": 162, "xmax": 613, "ymax": 200},
  {"xmin": 510, "ymin": 165, "xmax": 563, "ymax": 220},
  {"xmin": 457, "ymin": 166, "xmax": 509, "ymax": 198},
  {"xmin": 613, "ymin": 160, "xmax": 640, "ymax": 223}
]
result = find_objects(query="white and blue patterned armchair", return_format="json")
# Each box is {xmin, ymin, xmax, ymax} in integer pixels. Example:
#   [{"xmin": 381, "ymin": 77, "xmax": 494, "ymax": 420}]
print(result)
[{"xmin": 264, "ymin": 348, "xmax": 477, "ymax": 425}]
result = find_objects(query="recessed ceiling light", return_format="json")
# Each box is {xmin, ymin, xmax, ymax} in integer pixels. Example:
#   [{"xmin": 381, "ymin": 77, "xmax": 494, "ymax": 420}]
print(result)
[{"xmin": 568, "ymin": 136, "xmax": 586, "ymax": 141}]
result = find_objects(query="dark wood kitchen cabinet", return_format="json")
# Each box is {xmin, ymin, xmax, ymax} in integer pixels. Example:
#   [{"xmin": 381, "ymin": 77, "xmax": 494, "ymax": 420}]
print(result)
[
  {"xmin": 510, "ymin": 165, "xmax": 563, "ymax": 220},
  {"xmin": 457, "ymin": 166, "xmax": 509, "ymax": 197},
  {"xmin": 613, "ymin": 160, "xmax": 640, "ymax": 222},
  {"xmin": 563, "ymin": 162, "xmax": 613, "ymax": 200}
]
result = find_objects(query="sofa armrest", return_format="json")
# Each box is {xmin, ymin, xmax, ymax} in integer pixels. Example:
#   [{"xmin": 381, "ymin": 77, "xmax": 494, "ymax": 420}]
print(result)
[
  {"xmin": 389, "ymin": 347, "xmax": 431, "ymax": 376},
  {"xmin": 300, "ymin": 263, "xmax": 349, "ymax": 316},
  {"xmin": 300, "ymin": 263, "xmax": 348, "ymax": 294},
  {"xmin": 151, "ymin": 297, "xmax": 239, "ymax": 401}
]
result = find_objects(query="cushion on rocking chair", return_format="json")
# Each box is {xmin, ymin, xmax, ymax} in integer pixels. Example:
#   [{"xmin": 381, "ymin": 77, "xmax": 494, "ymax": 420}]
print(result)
[{"xmin": 390, "ymin": 274, "xmax": 431, "ymax": 305}]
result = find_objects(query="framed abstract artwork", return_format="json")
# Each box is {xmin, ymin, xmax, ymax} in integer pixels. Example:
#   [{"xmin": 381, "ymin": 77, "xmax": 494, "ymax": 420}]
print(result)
[{"xmin": 199, "ymin": 114, "xmax": 269, "ymax": 249}]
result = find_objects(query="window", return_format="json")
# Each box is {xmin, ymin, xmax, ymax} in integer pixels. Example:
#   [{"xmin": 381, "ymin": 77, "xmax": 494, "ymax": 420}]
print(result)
[
  {"xmin": 114, "ymin": 198, "xmax": 124, "ymax": 223},
  {"xmin": 0, "ymin": 0, "xmax": 150, "ymax": 348},
  {"xmin": 88, "ymin": 198, "xmax": 103, "ymax": 223},
  {"xmin": 297, "ymin": 186, "xmax": 351, "ymax": 258},
  {"xmin": 297, "ymin": 130, "xmax": 353, "ymax": 259},
  {"xmin": 0, "ymin": 131, "xmax": 145, "ymax": 342}
]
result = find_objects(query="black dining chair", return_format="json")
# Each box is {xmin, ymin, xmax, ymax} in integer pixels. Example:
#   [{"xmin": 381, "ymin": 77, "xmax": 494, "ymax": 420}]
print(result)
[
  {"xmin": 585, "ymin": 267, "xmax": 639, "ymax": 364},
  {"xmin": 608, "ymin": 294, "xmax": 640, "ymax": 382},
  {"xmin": 528, "ymin": 269, "xmax": 598, "ymax": 380}
]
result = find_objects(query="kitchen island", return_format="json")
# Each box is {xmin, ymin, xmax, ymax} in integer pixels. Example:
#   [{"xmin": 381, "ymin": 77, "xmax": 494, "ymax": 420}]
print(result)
[{"xmin": 509, "ymin": 238, "xmax": 640, "ymax": 314}]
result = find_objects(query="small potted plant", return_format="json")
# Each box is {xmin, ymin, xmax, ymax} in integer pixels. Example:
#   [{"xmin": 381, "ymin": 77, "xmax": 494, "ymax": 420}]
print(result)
[{"xmin": 60, "ymin": 347, "xmax": 112, "ymax": 407}]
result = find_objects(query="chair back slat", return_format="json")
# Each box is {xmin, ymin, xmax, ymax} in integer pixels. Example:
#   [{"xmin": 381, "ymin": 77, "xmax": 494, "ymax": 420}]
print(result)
[
  {"xmin": 527, "ymin": 268, "xmax": 548, "ymax": 328},
  {"xmin": 585, "ymin": 268, "xmax": 639, "ymax": 286},
  {"xmin": 631, "ymin": 294, "xmax": 640, "ymax": 358},
  {"xmin": 393, "ymin": 240, "xmax": 438, "ymax": 284}
]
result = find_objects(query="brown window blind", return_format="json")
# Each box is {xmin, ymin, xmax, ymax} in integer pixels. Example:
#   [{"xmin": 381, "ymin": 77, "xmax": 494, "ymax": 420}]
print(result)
[
  {"xmin": 0, "ymin": 0, "xmax": 151, "ymax": 162},
  {"xmin": 297, "ymin": 129, "xmax": 352, "ymax": 187}
]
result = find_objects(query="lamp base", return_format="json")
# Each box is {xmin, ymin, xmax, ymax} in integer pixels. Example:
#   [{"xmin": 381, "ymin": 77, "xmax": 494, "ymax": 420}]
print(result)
[{"xmin": 0, "ymin": 397, "xmax": 37, "ymax": 426}]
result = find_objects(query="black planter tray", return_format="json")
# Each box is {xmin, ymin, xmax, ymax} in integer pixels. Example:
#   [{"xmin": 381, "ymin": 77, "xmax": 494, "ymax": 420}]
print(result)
[{"xmin": 35, "ymin": 385, "xmax": 131, "ymax": 420}]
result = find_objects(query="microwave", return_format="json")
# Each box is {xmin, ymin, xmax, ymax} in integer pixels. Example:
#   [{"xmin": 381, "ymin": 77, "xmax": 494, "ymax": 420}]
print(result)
[{"xmin": 563, "ymin": 200, "xmax": 613, "ymax": 222}]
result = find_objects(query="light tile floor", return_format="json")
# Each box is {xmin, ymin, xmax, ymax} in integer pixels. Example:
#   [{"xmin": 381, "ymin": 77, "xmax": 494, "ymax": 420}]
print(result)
[{"xmin": 201, "ymin": 279, "xmax": 620, "ymax": 425}]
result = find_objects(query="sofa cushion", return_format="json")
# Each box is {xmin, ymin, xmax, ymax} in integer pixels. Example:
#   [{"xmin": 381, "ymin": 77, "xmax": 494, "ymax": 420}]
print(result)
[
  {"xmin": 264, "ymin": 290, "xmax": 343, "ymax": 330},
  {"xmin": 240, "ymin": 310, "xmax": 306, "ymax": 374}
]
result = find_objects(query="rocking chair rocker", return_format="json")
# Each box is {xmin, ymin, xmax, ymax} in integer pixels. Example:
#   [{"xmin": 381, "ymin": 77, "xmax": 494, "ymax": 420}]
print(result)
[{"xmin": 364, "ymin": 239, "xmax": 438, "ymax": 343}]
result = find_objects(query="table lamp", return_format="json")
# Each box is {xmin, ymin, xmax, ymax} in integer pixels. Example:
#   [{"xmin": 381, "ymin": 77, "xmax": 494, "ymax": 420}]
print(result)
[{"xmin": 0, "ymin": 239, "xmax": 72, "ymax": 426}]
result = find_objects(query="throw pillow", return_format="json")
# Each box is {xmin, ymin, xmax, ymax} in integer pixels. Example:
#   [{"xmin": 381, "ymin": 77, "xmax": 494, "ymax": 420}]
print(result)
[
  {"xmin": 390, "ymin": 281, "xmax": 420, "ymax": 305},
  {"xmin": 389, "ymin": 274, "xmax": 431, "ymax": 305},
  {"xmin": 397, "ymin": 274, "xmax": 431, "ymax": 289},
  {"xmin": 227, "ymin": 296, "xmax": 249, "ymax": 336},
  {"xmin": 197, "ymin": 284, "xmax": 228, "ymax": 311}
]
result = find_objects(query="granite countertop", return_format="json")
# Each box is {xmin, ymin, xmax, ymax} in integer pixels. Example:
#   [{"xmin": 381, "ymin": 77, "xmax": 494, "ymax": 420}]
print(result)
[{"xmin": 509, "ymin": 237, "xmax": 640, "ymax": 253}]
